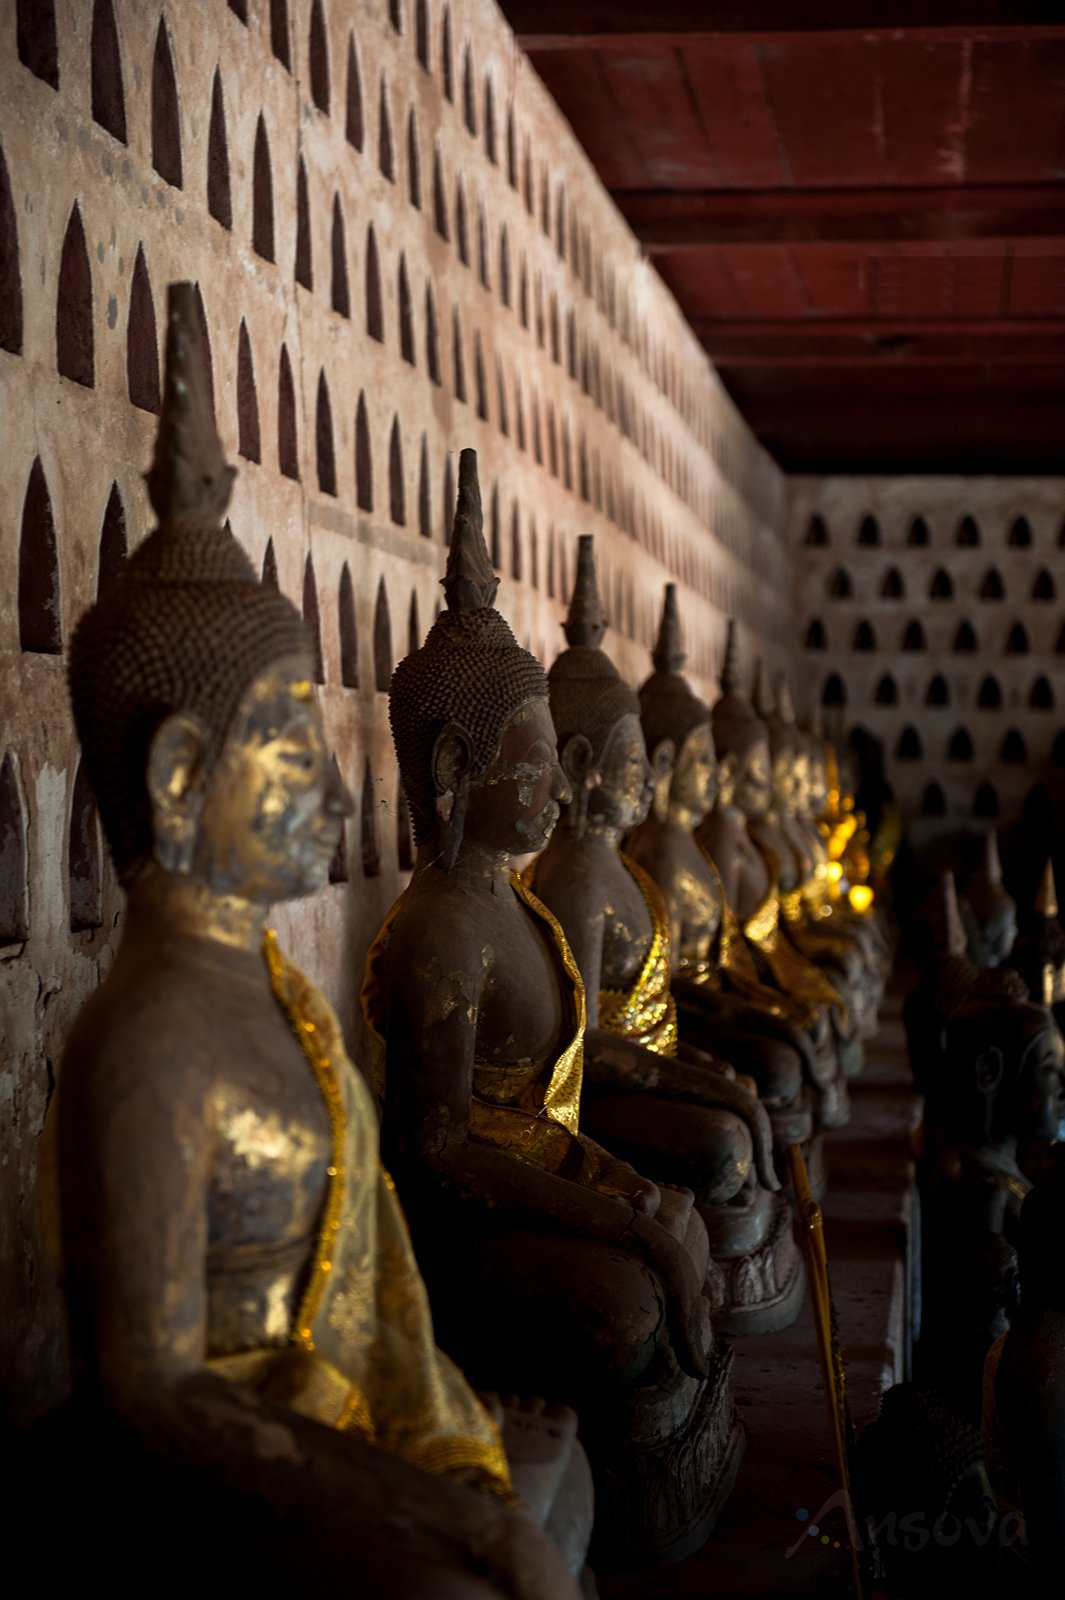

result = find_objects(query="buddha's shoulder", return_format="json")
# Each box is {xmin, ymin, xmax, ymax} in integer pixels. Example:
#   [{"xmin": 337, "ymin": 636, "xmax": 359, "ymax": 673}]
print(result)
[{"xmin": 62, "ymin": 954, "xmax": 235, "ymax": 1087}]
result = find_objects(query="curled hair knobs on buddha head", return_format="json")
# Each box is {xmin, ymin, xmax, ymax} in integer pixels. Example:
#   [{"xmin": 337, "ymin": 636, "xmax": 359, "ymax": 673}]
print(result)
[
  {"xmin": 547, "ymin": 535, "xmax": 640, "ymax": 769},
  {"xmin": 68, "ymin": 282, "xmax": 312, "ymax": 884},
  {"xmin": 389, "ymin": 448, "xmax": 548, "ymax": 848}
]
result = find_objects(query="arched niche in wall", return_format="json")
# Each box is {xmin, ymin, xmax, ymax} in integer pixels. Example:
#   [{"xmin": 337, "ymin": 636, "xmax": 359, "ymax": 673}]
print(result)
[
  {"xmin": 261, "ymin": 537, "xmax": 279, "ymax": 591},
  {"xmin": 1030, "ymin": 675, "xmax": 1054, "ymax": 711},
  {"xmin": 880, "ymin": 567, "xmax": 904, "ymax": 599},
  {"xmin": 361, "ymin": 758, "xmax": 381, "ymax": 877},
  {"xmin": 191, "ymin": 284, "xmax": 213, "ymax": 410},
  {"xmin": 1032, "ymin": 568, "xmax": 1056, "ymax": 601},
  {"xmin": 874, "ymin": 674, "xmax": 898, "ymax": 706},
  {"xmin": 827, "ymin": 566, "xmax": 852, "ymax": 599},
  {"xmin": 17, "ymin": 0, "xmax": 59, "ymax": 87},
  {"xmin": 309, "ymin": 0, "xmax": 330, "ymax": 113},
  {"xmin": 277, "ymin": 344, "xmax": 299, "ymax": 479},
  {"xmin": 331, "ymin": 196, "xmax": 350, "ymax": 317},
  {"xmin": 389, "ymin": 417, "xmax": 405, "ymax": 524},
  {"xmin": 1005, "ymin": 621, "xmax": 1030, "ymax": 655},
  {"xmin": 907, "ymin": 515, "xmax": 930, "ymax": 547},
  {"xmin": 56, "ymin": 204, "xmax": 94, "ymax": 386},
  {"xmin": 97, "ymin": 482, "xmax": 127, "ymax": 599},
  {"xmin": 237, "ymin": 321, "xmax": 260, "ymax": 463},
  {"xmin": 953, "ymin": 620, "xmax": 978, "ymax": 654},
  {"xmin": 929, "ymin": 567, "xmax": 953, "ymax": 600},
  {"xmin": 902, "ymin": 620, "xmax": 926, "ymax": 652},
  {"xmin": 68, "ymin": 758, "xmax": 103, "ymax": 932},
  {"xmin": 302, "ymin": 555, "xmax": 325, "ymax": 684},
  {"xmin": 271, "ymin": 0, "xmax": 291, "ymax": 68},
  {"xmin": 373, "ymin": 577, "xmax": 393, "ymax": 690},
  {"xmin": 804, "ymin": 514, "xmax": 828, "ymax": 547},
  {"xmin": 1008, "ymin": 515, "xmax": 1033, "ymax": 548},
  {"xmin": 294, "ymin": 158, "xmax": 312, "ymax": 288},
  {"xmin": 977, "ymin": 674, "xmax": 1002, "ymax": 709},
  {"xmin": 19, "ymin": 457, "xmax": 62, "ymax": 653},
  {"xmin": 207, "ymin": 70, "xmax": 232, "ymax": 229},
  {"xmin": 252, "ymin": 117, "xmax": 275, "ymax": 262},
  {"xmin": 0, "ymin": 752, "xmax": 29, "ymax": 946},
  {"xmin": 338, "ymin": 562, "xmax": 359, "ymax": 687},
  {"xmin": 355, "ymin": 392, "xmax": 373, "ymax": 510},
  {"xmin": 344, "ymin": 32, "xmax": 363, "ymax": 147},
  {"xmin": 442, "ymin": 455, "xmax": 454, "ymax": 544},
  {"xmin": 417, "ymin": 435, "xmax": 431, "ymax": 539},
  {"xmin": 366, "ymin": 226, "xmax": 384, "ymax": 341},
  {"xmin": 407, "ymin": 108, "xmax": 422, "ymax": 208},
  {"xmin": 857, "ymin": 514, "xmax": 880, "ymax": 547},
  {"xmin": 0, "ymin": 144, "xmax": 23, "ymax": 356},
  {"xmin": 896, "ymin": 725, "xmax": 922, "ymax": 761},
  {"xmin": 978, "ymin": 567, "xmax": 1005, "ymax": 600},
  {"xmin": 315, "ymin": 372, "xmax": 336, "ymax": 496},
  {"xmin": 974, "ymin": 782, "xmax": 999, "ymax": 818},
  {"xmin": 432, "ymin": 145, "xmax": 449, "ymax": 238},
  {"xmin": 151, "ymin": 18, "xmax": 182, "ymax": 187},
  {"xmin": 947, "ymin": 727, "xmax": 974, "ymax": 763},
  {"xmin": 955, "ymin": 514, "xmax": 980, "ymax": 547},
  {"xmin": 328, "ymin": 771, "xmax": 349, "ymax": 886},
  {"xmin": 398, "ymin": 255, "xmax": 415, "ymax": 363},
  {"xmin": 926, "ymin": 674, "xmax": 949, "ymax": 707},
  {"xmin": 424, "ymin": 284, "xmax": 440, "ymax": 382},
  {"xmin": 851, "ymin": 619, "xmax": 876, "ymax": 652},
  {"xmin": 91, "ymin": 0, "xmax": 126, "ymax": 143},
  {"xmin": 921, "ymin": 781, "xmax": 946, "ymax": 817},
  {"xmin": 821, "ymin": 672, "xmax": 846, "ymax": 708},
  {"xmin": 126, "ymin": 245, "xmax": 159, "ymax": 413},
  {"xmin": 1001, "ymin": 728, "xmax": 1027, "ymax": 764}
]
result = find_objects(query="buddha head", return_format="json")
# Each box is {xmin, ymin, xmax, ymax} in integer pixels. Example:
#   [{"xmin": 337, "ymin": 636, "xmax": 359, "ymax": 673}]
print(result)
[
  {"xmin": 753, "ymin": 667, "xmax": 806, "ymax": 817},
  {"xmin": 801, "ymin": 705, "xmax": 830, "ymax": 820},
  {"xmin": 389, "ymin": 450, "xmax": 568, "ymax": 869},
  {"xmin": 68, "ymin": 284, "xmax": 350, "ymax": 909},
  {"xmin": 547, "ymin": 536, "xmax": 651, "ymax": 838},
  {"xmin": 961, "ymin": 830, "xmax": 1017, "ymax": 967},
  {"xmin": 710, "ymin": 620, "xmax": 772, "ymax": 821},
  {"xmin": 942, "ymin": 992, "xmax": 1065, "ymax": 1146},
  {"xmin": 638, "ymin": 585, "xmax": 718, "ymax": 827}
]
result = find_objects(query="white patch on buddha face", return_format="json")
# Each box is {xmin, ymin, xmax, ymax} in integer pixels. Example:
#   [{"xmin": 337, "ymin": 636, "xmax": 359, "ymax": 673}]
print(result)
[
  {"xmin": 465, "ymin": 698, "xmax": 571, "ymax": 856},
  {"xmin": 671, "ymin": 723, "xmax": 718, "ymax": 820},
  {"xmin": 589, "ymin": 714, "xmax": 653, "ymax": 833}
]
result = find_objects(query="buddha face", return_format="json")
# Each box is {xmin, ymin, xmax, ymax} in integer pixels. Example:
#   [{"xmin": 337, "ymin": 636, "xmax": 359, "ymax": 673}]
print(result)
[
  {"xmin": 463, "ymin": 697, "xmax": 571, "ymax": 856},
  {"xmin": 670, "ymin": 723, "xmax": 717, "ymax": 821},
  {"xmin": 588, "ymin": 713, "xmax": 654, "ymax": 834},
  {"xmin": 733, "ymin": 737, "xmax": 772, "ymax": 819},
  {"xmin": 806, "ymin": 753, "xmax": 828, "ymax": 815},
  {"xmin": 190, "ymin": 654, "xmax": 352, "ymax": 903}
]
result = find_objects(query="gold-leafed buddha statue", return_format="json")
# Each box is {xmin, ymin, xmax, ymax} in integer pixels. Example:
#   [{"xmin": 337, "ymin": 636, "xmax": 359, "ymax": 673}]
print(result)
[
  {"xmin": 362, "ymin": 454, "xmax": 743, "ymax": 1563},
  {"xmin": 49, "ymin": 285, "xmax": 583, "ymax": 1600},
  {"xmin": 529, "ymin": 537, "xmax": 803, "ymax": 1335}
]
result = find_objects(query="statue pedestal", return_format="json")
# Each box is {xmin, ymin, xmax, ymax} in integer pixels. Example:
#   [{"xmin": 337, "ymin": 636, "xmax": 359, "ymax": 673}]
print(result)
[
  {"xmin": 708, "ymin": 1192, "xmax": 805, "ymax": 1338},
  {"xmin": 587, "ymin": 1340, "xmax": 744, "ymax": 1566}
]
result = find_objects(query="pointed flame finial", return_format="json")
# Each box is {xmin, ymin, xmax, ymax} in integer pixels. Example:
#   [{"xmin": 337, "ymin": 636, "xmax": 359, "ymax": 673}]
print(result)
[
  {"xmin": 563, "ymin": 534, "xmax": 608, "ymax": 648},
  {"xmin": 978, "ymin": 827, "xmax": 1004, "ymax": 888},
  {"xmin": 145, "ymin": 282, "xmax": 235, "ymax": 523},
  {"xmin": 442, "ymin": 448, "xmax": 499, "ymax": 612},
  {"xmin": 720, "ymin": 617, "xmax": 741, "ymax": 694},
  {"xmin": 652, "ymin": 583, "xmax": 686, "ymax": 674},
  {"xmin": 1036, "ymin": 858, "xmax": 1059, "ymax": 920},
  {"xmin": 938, "ymin": 871, "xmax": 967, "ymax": 957}
]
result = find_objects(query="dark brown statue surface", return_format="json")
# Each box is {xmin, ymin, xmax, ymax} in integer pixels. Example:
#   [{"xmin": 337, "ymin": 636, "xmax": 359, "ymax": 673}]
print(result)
[
  {"xmin": 49, "ymin": 286, "xmax": 584, "ymax": 1600},
  {"xmin": 530, "ymin": 537, "xmax": 802, "ymax": 1335},
  {"xmin": 364, "ymin": 456, "xmax": 742, "ymax": 1562}
]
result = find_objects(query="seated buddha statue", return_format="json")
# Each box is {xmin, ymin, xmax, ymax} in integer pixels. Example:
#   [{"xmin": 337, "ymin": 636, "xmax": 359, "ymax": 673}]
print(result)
[
  {"xmin": 697, "ymin": 620, "xmax": 854, "ymax": 1123},
  {"xmin": 528, "ymin": 538, "xmax": 803, "ymax": 1335},
  {"xmin": 993, "ymin": 1145, "xmax": 1065, "ymax": 1584},
  {"xmin": 623, "ymin": 587, "xmax": 824, "ymax": 1186},
  {"xmin": 751, "ymin": 670, "xmax": 881, "ymax": 1048},
  {"xmin": 362, "ymin": 452, "xmax": 742, "ymax": 1564},
  {"xmin": 50, "ymin": 285, "xmax": 585, "ymax": 1600},
  {"xmin": 920, "ymin": 988, "xmax": 1065, "ymax": 1417}
]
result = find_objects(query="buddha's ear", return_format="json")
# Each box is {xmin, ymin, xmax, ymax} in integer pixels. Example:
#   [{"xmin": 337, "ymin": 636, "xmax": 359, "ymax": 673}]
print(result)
[
  {"xmin": 431, "ymin": 720, "xmax": 474, "ymax": 801},
  {"xmin": 974, "ymin": 1044, "xmax": 1005, "ymax": 1098},
  {"xmin": 560, "ymin": 733, "xmax": 598, "ymax": 793},
  {"xmin": 649, "ymin": 737, "xmax": 675, "ymax": 783},
  {"xmin": 147, "ymin": 712, "xmax": 208, "ymax": 874}
]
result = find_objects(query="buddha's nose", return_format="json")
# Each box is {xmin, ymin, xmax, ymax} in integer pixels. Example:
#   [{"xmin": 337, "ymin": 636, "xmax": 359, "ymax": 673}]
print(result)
[{"xmin": 551, "ymin": 759, "xmax": 572, "ymax": 807}]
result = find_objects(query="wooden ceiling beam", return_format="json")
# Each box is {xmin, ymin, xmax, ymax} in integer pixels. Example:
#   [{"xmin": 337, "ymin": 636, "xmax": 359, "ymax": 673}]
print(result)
[
  {"xmin": 703, "ymin": 331, "xmax": 1065, "ymax": 367},
  {"xmin": 691, "ymin": 316, "xmax": 1065, "ymax": 340},
  {"xmin": 617, "ymin": 186, "xmax": 1065, "ymax": 247}
]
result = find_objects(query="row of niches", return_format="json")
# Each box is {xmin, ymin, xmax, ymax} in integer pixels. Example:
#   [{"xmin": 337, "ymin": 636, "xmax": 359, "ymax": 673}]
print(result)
[
  {"xmin": 803, "ymin": 512, "xmax": 1063, "ymax": 551},
  {"xmin": 11, "ymin": 456, "xmax": 649, "ymax": 673},
  {"xmin": 0, "ymin": 161, "xmax": 759, "ymax": 614},
  {"xmin": 12, "ymin": 0, "xmax": 718, "ymax": 459},
  {"xmin": 820, "ymin": 668, "xmax": 1062, "ymax": 712},
  {"xmin": 804, "ymin": 616, "xmax": 1065, "ymax": 655},
  {"xmin": 892, "ymin": 776, "xmax": 1043, "ymax": 823},
  {"xmin": 0, "ymin": 742, "xmax": 414, "ymax": 952},
  {"xmin": 818, "ymin": 564, "xmax": 1058, "ymax": 602}
]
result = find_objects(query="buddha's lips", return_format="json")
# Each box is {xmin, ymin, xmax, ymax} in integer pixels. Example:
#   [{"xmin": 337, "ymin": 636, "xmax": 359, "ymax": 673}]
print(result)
[{"xmin": 518, "ymin": 800, "xmax": 560, "ymax": 845}]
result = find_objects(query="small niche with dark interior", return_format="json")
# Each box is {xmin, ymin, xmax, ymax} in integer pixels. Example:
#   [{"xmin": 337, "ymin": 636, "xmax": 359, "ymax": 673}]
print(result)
[
  {"xmin": 294, "ymin": 160, "xmax": 312, "ymax": 289},
  {"xmin": 389, "ymin": 418, "xmax": 405, "ymax": 525},
  {"xmin": 851, "ymin": 620, "xmax": 876, "ymax": 652},
  {"xmin": 261, "ymin": 538, "xmax": 279, "ymax": 591},
  {"xmin": 378, "ymin": 78, "xmax": 394, "ymax": 181},
  {"xmin": 365, "ymin": 227, "xmax": 383, "ymax": 341},
  {"xmin": 462, "ymin": 44, "xmax": 476, "ymax": 134},
  {"xmin": 979, "ymin": 567, "xmax": 1004, "ymax": 600},
  {"xmin": 192, "ymin": 284, "xmax": 213, "ymax": 409},
  {"xmin": 207, "ymin": 71, "xmax": 232, "ymax": 228},
  {"xmin": 1008, "ymin": 516, "xmax": 1033, "ymax": 548},
  {"xmin": 151, "ymin": 20, "xmax": 182, "ymax": 187},
  {"xmin": 474, "ymin": 335, "xmax": 488, "ymax": 421},
  {"xmin": 331, "ymin": 196, "xmax": 350, "ymax": 318},
  {"xmin": 56, "ymin": 204, "xmax": 94, "ymax": 387},
  {"xmin": 96, "ymin": 483, "xmax": 127, "ymax": 599},
  {"xmin": 418, "ymin": 436, "xmax": 431, "ymax": 538},
  {"xmin": 0, "ymin": 145, "xmax": 23, "ymax": 356},
  {"xmin": 857, "ymin": 514, "xmax": 880, "ymax": 547},
  {"xmin": 407, "ymin": 110, "xmax": 422, "ymax": 208},
  {"xmin": 91, "ymin": 0, "xmax": 126, "ymax": 142},
  {"xmin": 302, "ymin": 556, "xmax": 325, "ymax": 684},
  {"xmin": 1053, "ymin": 730, "xmax": 1065, "ymax": 767},
  {"xmin": 126, "ymin": 246, "xmax": 159, "ymax": 413},
  {"xmin": 1057, "ymin": 623, "xmax": 1065, "ymax": 656},
  {"xmin": 271, "ymin": 0, "xmax": 291, "ymax": 68},
  {"xmin": 361, "ymin": 759, "xmax": 381, "ymax": 877},
  {"xmin": 433, "ymin": 148, "xmax": 449, "ymax": 239},
  {"xmin": 236, "ymin": 322, "xmax": 260, "ymax": 462},
  {"xmin": 441, "ymin": 5, "xmax": 454, "ymax": 100},
  {"xmin": 252, "ymin": 117, "xmax": 275, "ymax": 262},
  {"xmin": 425, "ymin": 285, "xmax": 440, "ymax": 382},
  {"xmin": 907, "ymin": 516, "xmax": 930, "ymax": 547},
  {"xmin": 327, "ymin": 756, "xmax": 349, "ymax": 883},
  {"xmin": 277, "ymin": 344, "xmax": 299, "ymax": 479},
  {"xmin": 929, "ymin": 568, "xmax": 953, "ymax": 600},
  {"xmin": 804, "ymin": 514, "xmax": 828, "ymax": 547},
  {"xmin": 896, "ymin": 726, "xmax": 922, "ymax": 761},
  {"xmin": 489, "ymin": 485, "xmax": 501, "ymax": 568},
  {"xmin": 947, "ymin": 727, "xmax": 974, "ymax": 763},
  {"xmin": 953, "ymin": 620, "xmax": 978, "ymax": 653},
  {"xmin": 874, "ymin": 674, "xmax": 898, "ymax": 706},
  {"xmin": 338, "ymin": 563, "xmax": 359, "ymax": 687},
  {"xmin": 19, "ymin": 458, "xmax": 62, "ymax": 653},
  {"xmin": 416, "ymin": 0, "xmax": 429, "ymax": 69},
  {"xmin": 827, "ymin": 567, "xmax": 852, "ymax": 599},
  {"xmin": 398, "ymin": 256, "xmax": 415, "ymax": 364},
  {"xmin": 880, "ymin": 567, "xmax": 904, "ymax": 599},
  {"xmin": 974, "ymin": 782, "xmax": 999, "ymax": 818},
  {"xmin": 921, "ymin": 782, "xmax": 946, "ymax": 817},
  {"xmin": 902, "ymin": 620, "xmax": 926, "ymax": 652},
  {"xmin": 956, "ymin": 514, "xmax": 980, "ymax": 547},
  {"xmin": 18, "ymin": 0, "xmax": 59, "ymax": 87},
  {"xmin": 346, "ymin": 34, "xmax": 363, "ymax": 147},
  {"xmin": 407, "ymin": 590, "xmax": 420, "ymax": 657},
  {"xmin": 355, "ymin": 393, "xmax": 373, "ymax": 510},
  {"xmin": 1030, "ymin": 675, "xmax": 1054, "ymax": 710},
  {"xmin": 315, "ymin": 372, "xmax": 336, "ymax": 496},
  {"xmin": 0, "ymin": 753, "xmax": 28, "ymax": 946},
  {"xmin": 977, "ymin": 675, "xmax": 1002, "ymax": 710},
  {"xmin": 68, "ymin": 760, "xmax": 103, "ymax": 932},
  {"xmin": 1032, "ymin": 568, "xmax": 1056, "ymax": 601},
  {"xmin": 1001, "ymin": 728, "xmax": 1027, "ymax": 764},
  {"xmin": 455, "ymin": 181, "xmax": 469, "ymax": 265},
  {"xmin": 821, "ymin": 673, "xmax": 846, "ymax": 707},
  {"xmin": 926, "ymin": 674, "xmax": 949, "ymax": 707},
  {"xmin": 1006, "ymin": 622, "xmax": 1030, "ymax": 655},
  {"xmin": 373, "ymin": 577, "xmax": 393, "ymax": 690},
  {"xmin": 309, "ymin": 0, "xmax": 330, "ymax": 114},
  {"xmin": 442, "ymin": 457, "xmax": 455, "ymax": 543}
]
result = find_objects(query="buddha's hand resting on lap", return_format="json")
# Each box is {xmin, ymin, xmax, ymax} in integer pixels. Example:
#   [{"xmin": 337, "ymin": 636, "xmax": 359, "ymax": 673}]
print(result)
[{"xmin": 592, "ymin": 1152, "xmax": 660, "ymax": 1215}]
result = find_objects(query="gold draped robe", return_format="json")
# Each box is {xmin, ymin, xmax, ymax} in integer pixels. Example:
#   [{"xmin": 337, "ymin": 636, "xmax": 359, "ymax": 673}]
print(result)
[
  {"xmin": 208, "ymin": 932, "xmax": 511, "ymax": 1498},
  {"xmin": 738, "ymin": 845, "xmax": 848, "ymax": 1027},
  {"xmin": 362, "ymin": 873, "xmax": 617, "ymax": 1188}
]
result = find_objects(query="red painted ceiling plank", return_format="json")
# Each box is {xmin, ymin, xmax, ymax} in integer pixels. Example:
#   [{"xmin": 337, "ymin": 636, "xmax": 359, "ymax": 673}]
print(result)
[
  {"xmin": 1008, "ymin": 248, "xmax": 1065, "ymax": 315},
  {"xmin": 716, "ymin": 243, "xmax": 812, "ymax": 317},
  {"xmin": 596, "ymin": 46, "xmax": 722, "ymax": 188},
  {"xmin": 655, "ymin": 251, "xmax": 749, "ymax": 318},
  {"xmin": 792, "ymin": 248, "xmax": 872, "ymax": 317},
  {"xmin": 691, "ymin": 314, "xmax": 1064, "ymax": 335},
  {"xmin": 964, "ymin": 38, "xmax": 1065, "ymax": 183},
  {"xmin": 678, "ymin": 41, "xmax": 789, "ymax": 189},
  {"xmin": 532, "ymin": 50, "xmax": 652, "ymax": 188},
  {"xmin": 758, "ymin": 38, "xmax": 886, "ymax": 188},
  {"xmin": 877, "ymin": 37, "xmax": 971, "ymax": 186},
  {"xmin": 700, "ymin": 330, "xmax": 1065, "ymax": 364}
]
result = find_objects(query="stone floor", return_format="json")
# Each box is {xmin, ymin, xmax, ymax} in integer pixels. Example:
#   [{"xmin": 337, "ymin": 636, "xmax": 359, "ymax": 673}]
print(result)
[{"xmin": 601, "ymin": 987, "xmax": 921, "ymax": 1600}]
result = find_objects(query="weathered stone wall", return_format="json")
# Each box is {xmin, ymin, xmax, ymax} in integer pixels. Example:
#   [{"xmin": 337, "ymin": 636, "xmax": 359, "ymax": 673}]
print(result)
[
  {"xmin": 789, "ymin": 475, "xmax": 1065, "ymax": 846},
  {"xmin": 0, "ymin": 0, "xmax": 790, "ymax": 1420}
]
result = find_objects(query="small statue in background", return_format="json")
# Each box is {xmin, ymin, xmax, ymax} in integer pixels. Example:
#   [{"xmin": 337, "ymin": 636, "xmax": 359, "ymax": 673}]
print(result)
[
  {"xmin": 1006, "ymin": 859, "xmax": 1065, "ymax": 1039},
  {"xmin": 53, "ymin": 284, "xmax": 583, "ymax": 1600},
  {"xmin": 960, "ymin": 831, "xmax": 1017, "ymax": 969},
  {"xmin": 530, "ymin": 538, "xmax": 802, "ymax": 1335},
  {"xmin": 364, "ymin": 454, "xmax": 742, "ymax": 1563}
]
